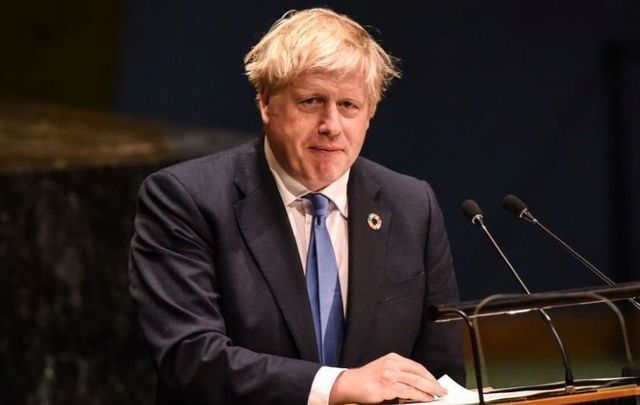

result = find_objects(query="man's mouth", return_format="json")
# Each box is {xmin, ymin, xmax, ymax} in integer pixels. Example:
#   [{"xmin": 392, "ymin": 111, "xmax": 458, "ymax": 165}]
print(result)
[{"xmin": 309, "ymin": 146, "xmax": 342, "ymax": 153}]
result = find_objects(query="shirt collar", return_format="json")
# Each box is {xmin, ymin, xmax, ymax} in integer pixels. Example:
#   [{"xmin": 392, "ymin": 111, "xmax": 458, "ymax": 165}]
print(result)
[{"xmin": 264, "ymin": 136, "xmax": 349, "ymax": 218}]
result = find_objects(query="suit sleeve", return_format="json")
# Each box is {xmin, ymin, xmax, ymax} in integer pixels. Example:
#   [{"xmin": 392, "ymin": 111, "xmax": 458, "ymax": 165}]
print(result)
[
  {"xmin": 128, "ymin": 171, "xmax": 320, "ymax": 404},
  {"xmin": 410, "ymin": 182, "xmax": 466, "ymax": 385}
]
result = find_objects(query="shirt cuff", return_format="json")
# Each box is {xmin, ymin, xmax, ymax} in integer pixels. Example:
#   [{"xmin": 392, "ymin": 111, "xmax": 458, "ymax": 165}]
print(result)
[{"xmin": 307, "ymin": 366, "xmax": 347, "ymax": 405}]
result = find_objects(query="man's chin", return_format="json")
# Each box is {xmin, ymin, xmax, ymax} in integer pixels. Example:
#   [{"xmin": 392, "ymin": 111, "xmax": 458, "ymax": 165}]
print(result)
[
  {"xmin": 301, "ymin": 173, "xmax": 345, "ymax": 192},
  {"xmin": 302, "ymin": 180, "xmax": 332, "ymax": 192}
]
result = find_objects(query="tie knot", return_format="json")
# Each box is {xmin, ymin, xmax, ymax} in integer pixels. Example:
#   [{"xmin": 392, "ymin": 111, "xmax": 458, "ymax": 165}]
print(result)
[{"xmin": 304, "ymin": 193, "xmax": 330, "ymax": 218}]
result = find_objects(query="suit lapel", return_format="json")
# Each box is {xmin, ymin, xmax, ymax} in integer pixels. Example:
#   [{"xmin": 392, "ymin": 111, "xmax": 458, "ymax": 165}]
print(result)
[
  {"xmin": 341, "ymin": 161, "xmax": 391, "ymax": 366},
  {"xmin": 232, "ymin": 142, "xmax": 319, "ymax": 362}
]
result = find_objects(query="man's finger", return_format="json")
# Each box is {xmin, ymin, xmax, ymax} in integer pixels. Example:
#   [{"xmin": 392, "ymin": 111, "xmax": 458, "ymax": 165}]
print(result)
[
  {"xmin": 392, "ymin": 382, "xmax": 435, "ymax": 402},
  {"xmin": 394, "ymin": 371, "xmax": 447, "ymax": 398},
  {"xmin": 388, "ymin": 355, "xmax": 439, "ymax": 385}
]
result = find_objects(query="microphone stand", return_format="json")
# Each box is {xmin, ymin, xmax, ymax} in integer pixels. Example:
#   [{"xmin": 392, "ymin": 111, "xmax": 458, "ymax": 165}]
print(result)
[
  {"xmin": 505, "ymin": 196, "xmax": 640, "ymax": 377},
  {"xmin": 520, "ymin": 209, "xmax": 640, "ymax": 312},
  {"xmin": 475, "ymin": 221, "xmax": 576, "ymax": 393}
]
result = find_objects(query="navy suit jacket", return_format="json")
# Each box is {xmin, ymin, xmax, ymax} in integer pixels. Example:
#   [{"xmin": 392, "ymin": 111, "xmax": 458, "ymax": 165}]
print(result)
[{"xmin": 129, "ymin": 138, "xmax": 464, "ymax": 404}]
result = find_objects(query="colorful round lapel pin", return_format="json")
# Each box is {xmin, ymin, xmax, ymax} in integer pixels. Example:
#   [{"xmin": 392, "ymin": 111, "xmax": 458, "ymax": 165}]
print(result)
[{"xmin": 367, "ymin": 213, "xmax": 382, "ymax": 230}]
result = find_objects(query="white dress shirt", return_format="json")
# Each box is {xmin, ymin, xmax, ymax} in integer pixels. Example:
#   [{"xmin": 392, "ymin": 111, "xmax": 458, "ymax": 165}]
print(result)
[{"xmin": 264, "ymin": 138, "xmax": 348, "ymax": 405}]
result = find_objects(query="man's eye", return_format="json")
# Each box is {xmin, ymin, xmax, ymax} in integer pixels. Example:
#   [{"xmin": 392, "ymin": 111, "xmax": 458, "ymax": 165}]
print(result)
[
  {"xmin": 301, "ymin": 98, "xmax": 320, "ymax": 105},
  {"xmin": 340, "ymin": 101, "xmax": 358, "ymax": 109}
]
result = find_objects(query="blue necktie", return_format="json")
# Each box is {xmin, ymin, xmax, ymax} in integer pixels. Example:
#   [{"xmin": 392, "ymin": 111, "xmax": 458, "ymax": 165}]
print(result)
[{"xmin": 304, "ymin": 193, "xmax": 344, "ymax": 366}]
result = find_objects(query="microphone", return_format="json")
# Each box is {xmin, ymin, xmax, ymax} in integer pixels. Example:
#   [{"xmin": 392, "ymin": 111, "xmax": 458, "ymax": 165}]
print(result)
[
  {"xmin": 461, "ymin": 199, "xmax": 485, "ymax": 226},
  {"xmin": 462, "ymin": 199, "xmax": 576, "ymax": 391},
  {"xmin": 502, "ymin": 194, "xmax": 640, "ymax": 311},
  {"xmin": 462, "ymin": 199, "xmax": 530, "ymax": 293}
]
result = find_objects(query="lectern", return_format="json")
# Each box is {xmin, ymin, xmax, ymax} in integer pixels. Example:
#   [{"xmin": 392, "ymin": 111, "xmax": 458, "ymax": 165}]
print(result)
[{"xmin": 429, "ymin": 282, "xmax": 640, "ymax": 404}]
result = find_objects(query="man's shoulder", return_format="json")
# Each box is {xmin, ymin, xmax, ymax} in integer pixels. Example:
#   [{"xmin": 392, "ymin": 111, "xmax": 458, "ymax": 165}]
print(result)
[
  {"xmin": 352, "ymin": 157, "xmax": 445, "ymax": 227},
  {"xmin": 138, "ymin": 137, "xmax": 262, "ymax": 201},
  {"xmin": 353, "ymin": 156, "xmax": 432, "ymax": 193},
  {"xmin": 160, "ymin": 138, "xmax": 260, "ymax": 179}
]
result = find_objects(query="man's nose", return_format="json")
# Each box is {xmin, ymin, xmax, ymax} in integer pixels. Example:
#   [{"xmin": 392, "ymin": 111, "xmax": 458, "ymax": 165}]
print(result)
[{"xmin": 318, "ymin": 104, "xmax": 341, "ymax": 137}]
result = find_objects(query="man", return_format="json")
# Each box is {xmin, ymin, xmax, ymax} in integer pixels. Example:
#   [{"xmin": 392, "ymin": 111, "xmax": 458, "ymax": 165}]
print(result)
[{"xmin": 129, "ymin": 8, "xmax": 464, "ymax": 405}]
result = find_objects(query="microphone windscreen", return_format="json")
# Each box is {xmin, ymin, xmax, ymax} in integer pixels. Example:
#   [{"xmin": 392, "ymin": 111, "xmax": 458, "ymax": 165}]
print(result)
[
  {"xmin": 502, "ymin": 194, "xmax": 527, "ymax": 216},
  {"xmin": 461, "ymin": 199, "xmax": 483, "ymax": 222}
]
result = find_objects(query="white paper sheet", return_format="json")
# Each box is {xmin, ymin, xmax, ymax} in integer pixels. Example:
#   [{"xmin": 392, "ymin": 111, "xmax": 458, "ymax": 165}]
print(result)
[{"xmin": 402, "ymin": 375, "xmax": 565, "ymax": 405}]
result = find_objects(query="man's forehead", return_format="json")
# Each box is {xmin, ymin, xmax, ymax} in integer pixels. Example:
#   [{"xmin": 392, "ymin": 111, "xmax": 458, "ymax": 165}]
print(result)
[{"xmin": 289, "ymin": 70, "xmax": 367, "ymax": 94}]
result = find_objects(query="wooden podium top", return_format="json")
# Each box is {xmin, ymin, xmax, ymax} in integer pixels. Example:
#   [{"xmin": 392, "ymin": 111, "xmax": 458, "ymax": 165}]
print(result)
[{"xmin": 499, "ymin": 385, "xmax": 640, "ymax": 405}]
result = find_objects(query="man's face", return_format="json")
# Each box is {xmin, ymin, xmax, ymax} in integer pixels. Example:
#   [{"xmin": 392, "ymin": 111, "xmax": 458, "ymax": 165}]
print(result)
[{"xmin": 259, "ymin": 70, "xmax": 372, "ymax": 191}]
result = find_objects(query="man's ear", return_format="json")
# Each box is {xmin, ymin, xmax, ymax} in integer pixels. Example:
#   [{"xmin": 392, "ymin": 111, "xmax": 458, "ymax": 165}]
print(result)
[
  {"xmin": 368, "ymin": 104, "xmax": 377, "ymax": 121},
  {"xmin": 258, "ymin": 91, "xmax": 270, "ymax": 124}
]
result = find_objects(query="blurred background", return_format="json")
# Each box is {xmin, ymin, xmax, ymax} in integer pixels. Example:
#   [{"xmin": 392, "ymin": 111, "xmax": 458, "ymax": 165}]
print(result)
[{"xmin": 1, "ymin": 0, "xmax": 638, "ymax": 403}]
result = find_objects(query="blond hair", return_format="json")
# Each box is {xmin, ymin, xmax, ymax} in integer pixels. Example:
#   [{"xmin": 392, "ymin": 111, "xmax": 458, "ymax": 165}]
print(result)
[{"xmin": 244, "ymin": 8, "xmax": 400, "ymax": 107}]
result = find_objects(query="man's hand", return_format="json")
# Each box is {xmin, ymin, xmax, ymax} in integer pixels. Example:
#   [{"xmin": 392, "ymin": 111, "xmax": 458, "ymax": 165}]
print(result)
[{"xmin": 329, "ymin": 353, "xmax": 447, "ymax": 404}]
